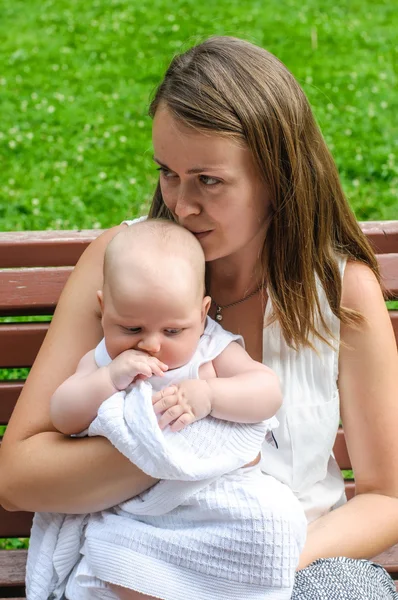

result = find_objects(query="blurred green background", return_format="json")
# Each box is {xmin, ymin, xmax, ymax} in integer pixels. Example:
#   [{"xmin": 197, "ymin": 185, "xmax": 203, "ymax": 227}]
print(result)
[{"xmin": 0, "ymin": 0, "xmax": 397, "ymax": 232}]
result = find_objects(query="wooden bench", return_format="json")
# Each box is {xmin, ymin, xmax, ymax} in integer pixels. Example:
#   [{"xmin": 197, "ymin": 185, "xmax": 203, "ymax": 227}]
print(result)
[{"xmin": 0, "ymin": 222, "xmax": 397, "ymax": 598}]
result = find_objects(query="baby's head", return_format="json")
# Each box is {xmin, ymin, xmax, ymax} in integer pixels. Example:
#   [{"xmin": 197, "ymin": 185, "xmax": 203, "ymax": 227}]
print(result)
[{"xmin": 98, "ymin": 219, "xmax": 211, "ymax": 369}]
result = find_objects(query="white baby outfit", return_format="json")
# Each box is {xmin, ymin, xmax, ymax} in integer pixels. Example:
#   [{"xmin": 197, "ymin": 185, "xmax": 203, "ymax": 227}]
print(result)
[{"xmin": 26, "ymin": 316, "xmax": 306, "ymax": 600}]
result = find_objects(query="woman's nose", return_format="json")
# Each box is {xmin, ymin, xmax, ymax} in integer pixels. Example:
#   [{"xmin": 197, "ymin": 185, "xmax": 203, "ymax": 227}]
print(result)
[
  {"xmin": 173, "ymin": 188, "xmax": 201, "ymax": 218},
  {"xmin": 137, "ymin": 335, "xmax": 161, "ymax": 354}
]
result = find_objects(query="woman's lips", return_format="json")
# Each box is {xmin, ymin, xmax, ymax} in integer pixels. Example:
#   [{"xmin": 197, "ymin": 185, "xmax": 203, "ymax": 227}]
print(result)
[{"xmin": 190, "ymin": 230, "xmax": 212, "ymax": 240}]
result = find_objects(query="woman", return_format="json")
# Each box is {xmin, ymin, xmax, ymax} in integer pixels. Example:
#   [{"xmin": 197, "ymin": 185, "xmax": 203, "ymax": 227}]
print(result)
[{"xmin": 1, "ymin": 36, "xmax": 398, "ymax": 599}]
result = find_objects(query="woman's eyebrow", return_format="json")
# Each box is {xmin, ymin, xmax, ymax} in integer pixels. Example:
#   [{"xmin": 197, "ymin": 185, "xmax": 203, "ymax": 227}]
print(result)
[{"xmin": 152, "ymin": 156, "xmax": 225, "ymax": 174}]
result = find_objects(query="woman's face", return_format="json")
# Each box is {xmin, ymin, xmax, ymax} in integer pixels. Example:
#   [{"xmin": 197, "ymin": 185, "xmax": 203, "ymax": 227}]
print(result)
[{"xmin": 152, "ymin": 106, "xmax": 272, "ymax": 262}]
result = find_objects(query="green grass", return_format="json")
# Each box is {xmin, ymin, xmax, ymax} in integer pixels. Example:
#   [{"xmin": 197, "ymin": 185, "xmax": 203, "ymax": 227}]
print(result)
[
  {"xmin": 0, "ymin": 0, "xmax": 397, "ymax": 231},
  {"xmin": 0, "ymin": 538, "xmax": 29, "ymax": 550}
]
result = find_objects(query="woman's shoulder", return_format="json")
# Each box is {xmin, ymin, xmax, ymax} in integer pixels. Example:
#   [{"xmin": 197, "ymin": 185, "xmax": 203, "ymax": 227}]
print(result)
[
  {"xmin": 339, "ymin": 259, "xmax": 393, "ymax": 354},
  {"xmin": 341, "ymin": 259, "xmax": 384, "ymax": 313}
]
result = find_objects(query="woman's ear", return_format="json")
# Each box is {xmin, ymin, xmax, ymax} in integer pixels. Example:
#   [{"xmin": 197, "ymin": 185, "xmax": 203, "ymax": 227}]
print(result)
[{"xmin": 201, "ymin": 296, "xmax": 212, "ymax": 322}]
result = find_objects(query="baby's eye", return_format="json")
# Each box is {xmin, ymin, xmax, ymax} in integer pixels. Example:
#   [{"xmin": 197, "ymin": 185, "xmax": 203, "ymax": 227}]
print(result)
[
  {"xmin": 125, "ymin": 327, "xmax": 141, "ymax": 334},
  {"xmin": 164, "ymin": 328, "xmax": 182, "ymax": 336},
  {"xmin": 199, "ymin": 175, "xmax": 221, "ymax": 186}
]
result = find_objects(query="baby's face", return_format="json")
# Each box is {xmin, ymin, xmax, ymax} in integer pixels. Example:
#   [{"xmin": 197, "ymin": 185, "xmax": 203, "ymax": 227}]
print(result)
[{"xmin": 99, "ymin": 281, "xmax": 210, "ymax": 370}]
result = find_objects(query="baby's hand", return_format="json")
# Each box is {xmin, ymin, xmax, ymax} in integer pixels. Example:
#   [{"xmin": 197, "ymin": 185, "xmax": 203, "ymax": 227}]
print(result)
[
  {"xmin": 108, "ymin": 350, "xmax": 168, "ymax": 391},
  {"xmin": 152, "ymin": 380, "xmax": 213, "ymax": 431}
]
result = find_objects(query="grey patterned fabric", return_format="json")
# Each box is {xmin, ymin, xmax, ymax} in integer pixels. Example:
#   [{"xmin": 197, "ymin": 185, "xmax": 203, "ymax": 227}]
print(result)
[{"xmin": 292, "ymin": 558, "xmax": 398, "ymax": 599}]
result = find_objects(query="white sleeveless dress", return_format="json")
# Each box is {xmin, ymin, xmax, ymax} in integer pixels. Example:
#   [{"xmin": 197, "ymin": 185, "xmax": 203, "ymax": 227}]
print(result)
[{"xmin": 260, "ymin": 267, "xmax": 346, "ymax": 524}]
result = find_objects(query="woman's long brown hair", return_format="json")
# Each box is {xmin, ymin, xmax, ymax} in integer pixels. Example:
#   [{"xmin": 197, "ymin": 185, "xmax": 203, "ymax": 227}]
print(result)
[{"xmin": 148, "ymin": 36, "xmax": 379, "ymax": 349}]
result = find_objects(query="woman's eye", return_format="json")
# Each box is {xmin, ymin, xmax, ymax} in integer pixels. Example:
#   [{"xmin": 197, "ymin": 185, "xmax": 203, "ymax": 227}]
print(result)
[
  {"xmin": 157, "ymin": 167, "xmax": 176, "ymax": 179},
  {"xmin": 199, "ymin": 175, "xmax": 220, "ymax": 186},
  {"xmin": 164, "ymin": 329, "xmax": 182, "ymax": 335}
]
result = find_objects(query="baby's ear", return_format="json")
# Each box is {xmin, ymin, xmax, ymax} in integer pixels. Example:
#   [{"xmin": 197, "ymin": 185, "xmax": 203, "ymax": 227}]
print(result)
[{"xmin": 201, "ymin": 295, "xmax": 212, "ymax": 322}]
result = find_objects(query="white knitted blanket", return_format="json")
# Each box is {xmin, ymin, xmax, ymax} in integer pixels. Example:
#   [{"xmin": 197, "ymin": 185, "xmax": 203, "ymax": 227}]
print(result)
[{"xmin": 26, "ymin": 381, "xmax": 306, "ymax": 600}]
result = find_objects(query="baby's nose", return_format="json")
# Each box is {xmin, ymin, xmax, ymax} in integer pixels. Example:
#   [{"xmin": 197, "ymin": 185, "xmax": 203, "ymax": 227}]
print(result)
[{"xmin": 138, "ymin": 335, "xmax": 161, "ymax": 354}]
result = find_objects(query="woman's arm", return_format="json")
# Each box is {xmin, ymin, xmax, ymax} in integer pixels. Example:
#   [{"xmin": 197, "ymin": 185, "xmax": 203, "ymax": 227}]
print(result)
[
  {"xmin": 0, "ymin": 225, "xmax": 156, "ymax": 514},
  {"xmin": 298, "ymin": 260, "xmax": 398, "ymax": 569}
]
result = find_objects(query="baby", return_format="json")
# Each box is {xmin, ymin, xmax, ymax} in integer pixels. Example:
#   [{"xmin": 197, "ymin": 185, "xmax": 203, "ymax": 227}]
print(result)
[
  {"xmin": 48, "ymin": 219, "xmax": 306, "ymax": 600},
  {"xmin": 51, "ymin": 218, "xmax": 282, "ymax": 437}
]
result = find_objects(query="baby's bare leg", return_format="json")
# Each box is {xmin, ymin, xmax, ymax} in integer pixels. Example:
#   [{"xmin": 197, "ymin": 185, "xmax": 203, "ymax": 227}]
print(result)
[{"xmin": 110, "ymin": 583, "xmax": 159, "ymax": 600}]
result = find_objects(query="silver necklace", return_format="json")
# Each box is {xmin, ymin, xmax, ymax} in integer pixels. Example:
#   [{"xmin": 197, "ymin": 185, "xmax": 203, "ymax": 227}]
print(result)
[{"xmin": 213, "ymin": 284, "xmax": 264, "ymax": 322}]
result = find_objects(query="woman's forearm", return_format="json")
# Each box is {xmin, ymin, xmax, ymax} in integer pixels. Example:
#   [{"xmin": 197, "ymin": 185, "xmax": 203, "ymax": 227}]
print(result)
[
  {"xmin": 0, "ymin": 432, "xmax": 156, "ymax": 514},
  {"xmin": 298, "ymin": 493, "xmax": 398, "ymax": 570}
]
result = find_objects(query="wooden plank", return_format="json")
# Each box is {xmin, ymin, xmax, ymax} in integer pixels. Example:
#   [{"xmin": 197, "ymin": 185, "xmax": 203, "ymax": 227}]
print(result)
[
  {"xmin": 0, "ymin": 268, "xmax": 72, "ymax": 316},
  {"xmin": 0, "ymin": 508, "xmax": 32, "ymax": 539},
  {"xmin": 0, "ymin": 551, "xmax": 26, "ymax": 587},
  {"xmin": 0, "ymin": 230, "xmax": 102, "ymax": 268},
  {"xmin": 0, "ymin": 221, "xmax": 396, "ymax": 268},
  {"xmin": 345, "ymin": 480, "xmax": 355, "ymax": 500},
  {"xmin": 373, "ymin": 545, "xmax": 398, "ymax": 574},
  {"xmin": 391, "ymin": 312, "xmax": 398, "ymax": 346},
  {"xmin": 334, "ymin": 428, "xmax": 351, "ymax": 470},
  {"xmin": 378, "ymin": 254, "xmax": 398, "ymax": 299},
  {"xmin": 0, "ymin": 382, "xmax": 23, "ymax": 425},
  {"xmin": 0, "ymin": 254, "xmax": 395, "ymax": 320},
  {"xmin": 360, "ymin": 221, "xmax": 398, "ymax": 254},
  {"xmin": 0, "ymin": 324, "xmax": 48, "ymax": 368}
]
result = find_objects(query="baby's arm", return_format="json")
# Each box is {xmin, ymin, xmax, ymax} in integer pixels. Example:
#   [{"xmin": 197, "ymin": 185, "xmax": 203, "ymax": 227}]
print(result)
[
  {"xmin": 208, "ymin": 341, "xmax": 282, "ymax": 422},
  {"xmin": 50, "ymin": 350, "xmax": 118, "ymax": 435},
  {"xmin": 51, "ymin": 349, "xmax": 168, "ymax": 435},
  {"xmin": 153, "ymin": 342, "xmax": 282, "ymax": 431}
]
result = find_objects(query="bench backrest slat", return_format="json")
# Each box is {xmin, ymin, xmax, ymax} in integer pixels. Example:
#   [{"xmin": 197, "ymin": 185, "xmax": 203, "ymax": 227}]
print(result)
[
  {"xmin": 0, "ymin": 268, "xmax": 73, "ymax": 316},
  {"xmin": 0, "ymin": 382, "xmax": 23, "ymax": 425},
  {"xmin": 0, "ymin": 230, "xmax": 100, "ymax": 268},
  {"xmin": 0, "ymin": 256, "xmax": 396, "ymax": 318},
  {"xmin": 0, "ymin": 507, "xmax": 32, "ymax": 538},
  {"xmin": 379, "ymin": 254, "xmax": 398, "ymax": 297},
  {"xmin": 0, "ymin": 323, "xmax": 49, "ymax": 368},
  {"xmin": 359, "ymin": 221, "xmax": 398, "ymax": 254}
]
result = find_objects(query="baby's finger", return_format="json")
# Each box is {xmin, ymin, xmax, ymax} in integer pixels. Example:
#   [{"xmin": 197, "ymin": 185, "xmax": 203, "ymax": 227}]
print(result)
[
  {"xmin": 152, "ymin": 386, "xmax": 177, "ymax": 404},
  {"xmin": 170, "ymin": 413, "xmax": 195, "ymax": 432},
  {"xmin": 158, "ymin": 404, "xmax": 185, "ymax": 430},
  {"xmin": 149, "ymin": 357, "xmax": 168, "ymax": 373},
  {"xmin": 134, "ymin": 362, "xmax": 153, "ymax": 379},
  {"xmin": 148, "ymin": 360, "xmax": 167, "ymax": 378},
  {"xmin": 153, "ymin": 393, "xmax": 178, "ymax": 415}
]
